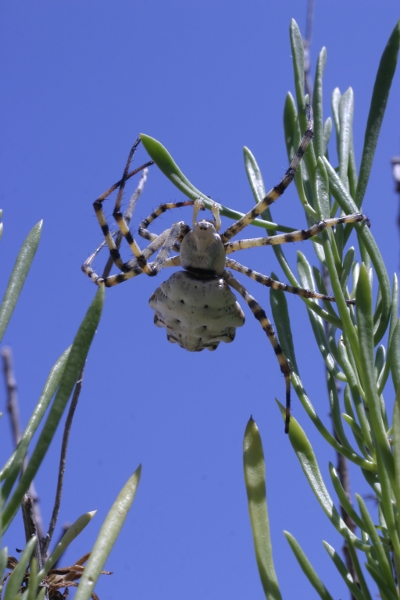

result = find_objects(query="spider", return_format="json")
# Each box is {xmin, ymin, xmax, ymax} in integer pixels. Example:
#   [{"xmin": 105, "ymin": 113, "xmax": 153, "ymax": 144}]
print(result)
[{"xmin": 82, "ymin": 106, "xmax": 368, "ymax": 433}]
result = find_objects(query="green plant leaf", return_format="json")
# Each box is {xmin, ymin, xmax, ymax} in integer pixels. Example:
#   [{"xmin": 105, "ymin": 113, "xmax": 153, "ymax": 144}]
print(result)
[
  {"xmin": 356, "ymin": 20, "xmax": 400, "ymax": 206},
  {"xmin": 338, "ymin": 88, "xmax": 354, "ymax": 187},
  {"xmin": 0, "ymin": 547, "xmax": 8, "ymax": 582},
  {"xmin": 364, "ymin": 562, "xmax": 398, "ymax": 600},
  {"xmin": 284, "ymin": 532, "xmax": 334, "ymax": 600},
  {"xmin": 26, "ymin": 557, "xmax": 37, "ymax": 600},
  {"xmin": 343, "ymin": 533, "xmax": 374, "ymax": 600},
  {"xmin": 243, "ymin": 147, "xmax": 295, "ymax": 232},
  {"xmin": 36, "ymin": 511, "xmax": 96, "ymax": 584},
  {"xmin": 276, "ymin": 401, "xmax": 369, "ymax": 550},
  {"xmin": 323, "ymin": 541, "xmax": 365, "ymax": 600},
  {"xmin": 243, "ymin": 418, "xmax": 281, "ymax": 600},
  {"xmin": 356, "ymin": 264, "xmax": 394, "ymax": 485},
  {"xmin": 378, "ymin": 274, "xmax": 399, "ymax": 393},
  {"xmin": 323, "ymin": 157, "xmax": 391, "ymax": 345},
  {"xmin": 390, "ymin": 319, "xmax": 400, "ymax": 393},
  {"xmin": 356, "ymin": 494, "xmax": 398, "ymax": 597},
  {"xmin": 1, "ymin": 347, "xmax": 70, "ymax": 498},
  {"xmin": 140, "ymin": 134, "xmax": 273, "ymax": 231},
  {"xmin": 2, "ymin": 287, "xmax": 104, "ymax": 532},
  {"xmin": 75, "ymin": 465, "xmax": 141, "ymax": 600},
  {"xmin": 269, "ymin": 284, "xmax": 297, "ymax": 372},
  {"xmin": 0, "ymin": 221, "xmax": 42, "ymax": 343},
  {"xmin": 328, "ymin": 463, "xmax": 364, "ymax": 530},
  {"xmin": 289, "ymin": 19, "xmax": 305, "ymax": 112},
  {"xmin": 312, "ymin": 47, "xmax": 327, "ymax": 161},
  {"xmin": 3, "ymin": 536, "xmax": 36, "ymax": 600},
  {"xmin": 392, "ymin": 382, "xmax": 400, "ymax": 535}
]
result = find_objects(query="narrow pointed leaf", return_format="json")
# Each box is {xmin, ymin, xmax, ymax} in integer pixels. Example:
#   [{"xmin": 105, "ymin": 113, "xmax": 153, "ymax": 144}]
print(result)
[
  {"xmin": 243, "ymin": 418, "xmax": 281, "ymax": 600},
  {"xmin": 328, "ymin": 463, "xmax": 365, "ymax": 530},
  {"xmin": 0, "ymin": 221, "xmax": 42, "ymax": 342},
  {"xmin": 323, "ymin": 157, "xmax": 391, "ymax": 344},
  {"xmin": 75, "ymin": 465, "xmax": 141, "ymax": 600},
  {"xmin": 356, "ymin": 21, "xmax": 400, "ymax": 206},
  {"xmin": 243, "ymin": 147, "xmax": 294, "ymax": 232},
  {"xmin": 356, "ymin": 494, "xmax": 398, "ymax": 596},
  {"xmin": 2, "ymin": 287, "xmax": 104, "ymax": 532},
  {"xmin": 338, "ymin": 88, "xmax": 354, "ymax": 186},
  {"xmin": 3, "ymin": 537, "xmax": 37, "ymax": 600},
  {"xmin": 323, "ymin": 542, "xmax": 365, "ymax": 600},
  {"xmin": 284, "ymin": 532, "xmax": 334, "ymax": 600},
  {"xmin": 392, "ymin": 382, "xmax": 400, "ymax": 527},
  {"xmin": 289, "ymin": 19, "xmax": 305, "ymax": 114},
  {"xmin": 312, "ymin": 47, "xmax": 327, "ymax": 161},
  {"xmin": 140, "ymin": 134, "xmax": 272, "ymax": 231},
  {"xmin": 364, "ymin": 563, "xmax": 398, "ymax": 600},
  {"xmin": 26, "ymin": 557, "xmax": 37, "ymax": 600},
  {"xmin": 37, "ymin": 511, "xmax": 96, "ymax": 583},
  {"xmin": 356, "ymin": 264, "xmax": 394, "ymax": 485},
  {"xmin": 1, "ymin": 347, "xmax": 70, "ymax": 497},
  {"xmin": 276, "ymin": 401, "xmax": 368, "ymax": 550},
  {"xmin": 0, "ymin": 547, "xmax": 8, "ymax": 580}
]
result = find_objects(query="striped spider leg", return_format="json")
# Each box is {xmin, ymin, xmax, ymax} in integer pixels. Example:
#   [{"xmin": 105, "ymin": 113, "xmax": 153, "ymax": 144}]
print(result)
[
  {"xmin": 223, "ymin": 211, "xmax": 369, "ymax": 304},
  {"xmin": 219, "ymin": 213, "xmax": 369, "ymax": 432},
  {"xmin": 82, "ymin": 138, "xmax": 192, "ymax": 287}
]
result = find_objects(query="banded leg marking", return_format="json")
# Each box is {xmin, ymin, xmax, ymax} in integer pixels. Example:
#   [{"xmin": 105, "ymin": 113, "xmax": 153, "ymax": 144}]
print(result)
[
  {"xmin": 113, "ymin": 209, "xmax": 153, "ymax": 275},
  {"xmin": 90, "ymin": 137, "xmax": 153, "ymax": 273},
  {"xmin": 225, "ymin": 258, "xmax": 355, "ymax": 305},
  {"xmin": 220, "ymin": 105, "xmax": 314, "ymax": 244},
  {"xmin": 82, "ymin": 222, "xmax": 188, "ymax": 287},
  {"xmin": 93, "ymin": 201, "xmax": 124, "ymax": 269},
  {"xmin": 224, "ymin": 213, "xmax": 369, "ymax": 254},
  {"xmin": 223, "ymin": 270, "xmax": 291, "ymax": 433},
  {"xmin": 139, "ymin": 200, "xmax": 196, "ymax": 241}
]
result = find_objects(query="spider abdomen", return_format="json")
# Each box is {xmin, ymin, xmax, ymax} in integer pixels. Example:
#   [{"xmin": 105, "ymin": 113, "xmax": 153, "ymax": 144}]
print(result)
[{"xmin": 149, "ymin": 271, "xmax": 245, "ymax": 352}]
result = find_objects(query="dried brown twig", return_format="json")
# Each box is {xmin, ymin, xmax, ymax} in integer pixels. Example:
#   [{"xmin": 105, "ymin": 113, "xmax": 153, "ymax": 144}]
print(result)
[
  {"xmin": 302, "ymin": 3, "xmax": 357, "ymax": 597},
  {"xmin": 1, "ymin": 348, "xmax": 44, "ymax": 545}
]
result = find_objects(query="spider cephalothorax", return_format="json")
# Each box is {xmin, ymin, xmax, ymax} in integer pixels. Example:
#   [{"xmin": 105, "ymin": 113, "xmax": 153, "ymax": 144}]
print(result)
[{"xmin": 82, "ymin": 107, "xmax": 368, "ymax": 432}]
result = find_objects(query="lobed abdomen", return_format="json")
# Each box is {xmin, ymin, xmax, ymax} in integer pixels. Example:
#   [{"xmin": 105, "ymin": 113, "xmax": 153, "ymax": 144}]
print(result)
[{"xmin": 149, "ymin": 271, "xmax": 245, "ymax": 352}]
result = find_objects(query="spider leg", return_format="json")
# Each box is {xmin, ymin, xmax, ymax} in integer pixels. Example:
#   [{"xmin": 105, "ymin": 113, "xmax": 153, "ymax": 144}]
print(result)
[
  {"xmin": 102, "ymin": 168, "xmax": 150, "ymax": 280},
  {"xmin": 225, "ymin": 257, "xmax": 355, "ymax": 305},
  {"xmin": 139, "ymin": 200, "xmax": 197, "ymax": 241},
  {"xmin": 162, "ymin": 255, "xmax": 181, "ymax": 267},
  {"xmin": 92, "ymin": 138, "xmax": 153, "ymax": 271},
  {"xmin": 223, "ymin": 269, "xmax": 291, "ymax": 433},
  {"xmin": 82, "ymin": 223, "xmax": 188, "ymax": 287},
  {"xmin": 224, "ymin": 213, "xmax": 369, "ymax": 254},
  {"xmin": 220, "ymin": 105, "xmax": 314, "ymax": 244}
]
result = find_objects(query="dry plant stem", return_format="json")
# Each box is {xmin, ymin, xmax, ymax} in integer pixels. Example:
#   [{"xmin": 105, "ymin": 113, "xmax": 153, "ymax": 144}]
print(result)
[
  {"xmin": 303, "ymin": 0, "xmax": 314, "ymax": 99},
  {"xmin": 21, "ymin": 496, "xmax": 45, "ymax": 571},
  {"xmin": 323, "ymin": 266, "xmax": 358, "ymax": 591},
  {"xmin": 2, "ymin": 346, "xmax": 22, "ymax": 445},
  {"xmin": 102, "ymin": 167, "xmax": 150, "ymax": 279},
  {"xmin": 42, "ymin": 366, "xmax": 85, "ymax": 558},
  {"xmin": 1, "ymin": 347, "xmax": 44, "ymax": 540},
  {"xmin": 392, "ymin": 157, "xmax": 400, "ymax": 259},
  {"xmin": 321, "ymin": 268, "xmax": 358, "ymax": 597},
  {"xmin": 335, "ymin": 431, "xmax": 358, "ymax": 589},
  {"xmin": 302, "ymin": 3, "xmax": 357, "ymax": 589}
]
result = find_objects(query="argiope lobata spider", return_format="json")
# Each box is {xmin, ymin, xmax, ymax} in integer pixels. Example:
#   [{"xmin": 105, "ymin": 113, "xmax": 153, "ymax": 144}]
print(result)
[{"xmin": 82, "ymin": 106, "xmax": 369, "ymax": 433}]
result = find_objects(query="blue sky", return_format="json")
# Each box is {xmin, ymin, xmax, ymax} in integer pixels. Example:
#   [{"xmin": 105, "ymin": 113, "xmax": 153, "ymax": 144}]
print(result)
[{"xmin": 1, "ymin": 2, "xmax": 399, "ymax": 599}]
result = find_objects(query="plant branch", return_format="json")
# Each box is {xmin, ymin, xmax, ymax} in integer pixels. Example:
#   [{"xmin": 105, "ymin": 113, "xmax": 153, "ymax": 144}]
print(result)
[
  {"xmin": 392, "ymin": 156, "xmax": 400, "ymax": 260},
  {"xmin": 303, "ymin": 0, "xmax": 315, "ymax": 99},
  {"xmin": 42, "ymin": 366, "xmax": 85, "ymax": 557},
  {"xmin": 1, "ymin": 347, "xmax": 44, "ymax": 542}
]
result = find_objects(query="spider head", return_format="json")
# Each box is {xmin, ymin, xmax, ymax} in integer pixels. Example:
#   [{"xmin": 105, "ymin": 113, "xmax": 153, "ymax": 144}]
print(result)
[{"xmin": 180, "ymin": 219, "xmax": 226, "ymax": 277}]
